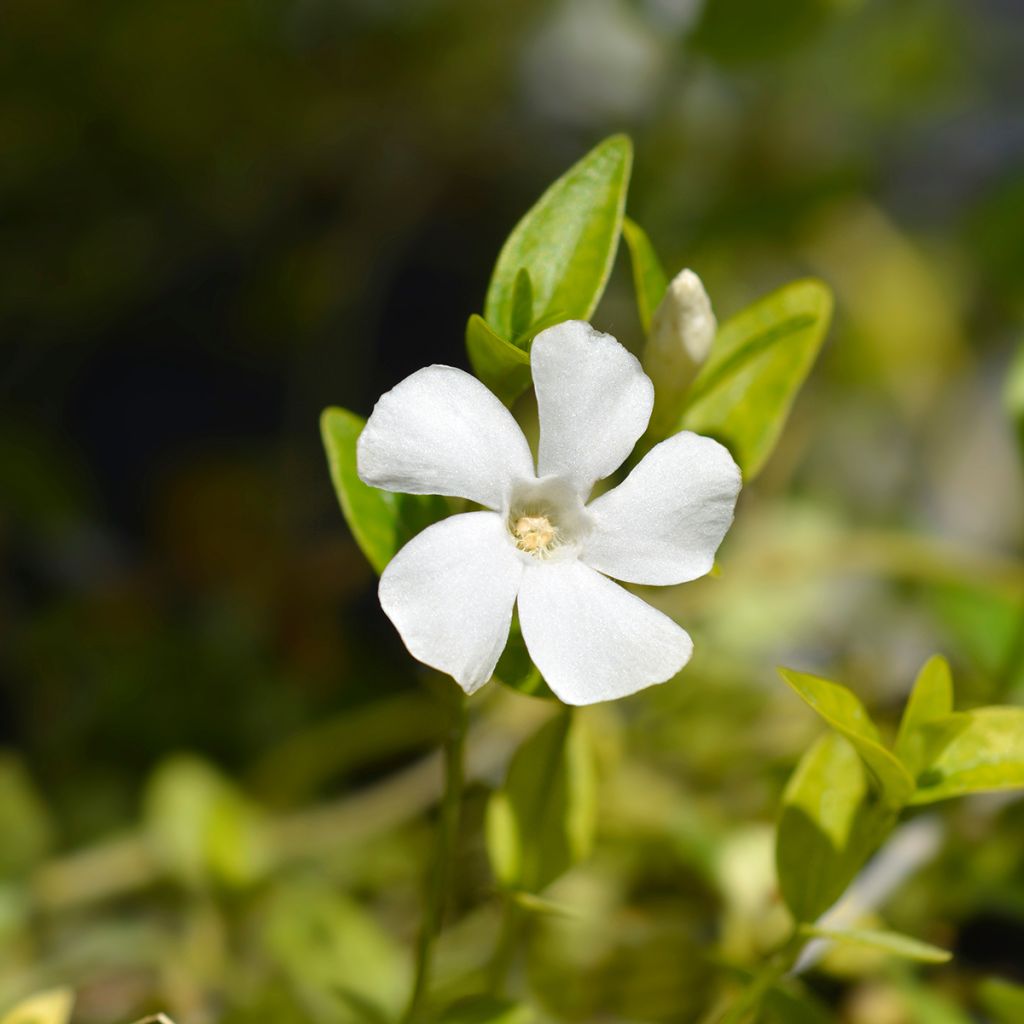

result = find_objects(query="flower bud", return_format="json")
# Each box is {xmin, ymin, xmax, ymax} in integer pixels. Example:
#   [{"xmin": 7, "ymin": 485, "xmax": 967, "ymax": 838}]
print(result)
[{"xmin": 642, "ymin": 269, "xmax": 716, "ymax": 438}]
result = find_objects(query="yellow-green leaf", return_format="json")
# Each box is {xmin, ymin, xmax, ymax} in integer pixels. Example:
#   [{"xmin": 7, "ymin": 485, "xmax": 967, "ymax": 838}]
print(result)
[
  {"xmin": 778, "ymin": 668, "xmax": 915, "ymax": 807},
  {"xmin": 681, "ymin": 278, "xmax": 833, "ymax": 479},
  {"xmin": 623, "ymin": 217, "xmax": 668, "ymax": 334},
  {"xmin": 465, "ymin": 315, "xmax": 533, "ymax": 408},
  {"xmin": 909, "ymin": 707, "xmax": 1024, "ymax": 804},
  {"xmin": 776, "ymin": 733, "xmax": 895, "ymax": 922},
  {"xmin": 485, "ymin": 135, "xmax": 632, "ymax": 338},
  {"xmin": 895, "ymin": 654, "xmax": 954, "ymax": 776},
  {"xmin": 979, "ymin": 977, "xmax": 1024, "ymax": 1023},
  {"xmin": 1, "ymin": 990, "xmax": 74, "ymax": 1024},
  {"xmin": 799, "ymin": 925, "xmax": 952, "ymax": 964}
]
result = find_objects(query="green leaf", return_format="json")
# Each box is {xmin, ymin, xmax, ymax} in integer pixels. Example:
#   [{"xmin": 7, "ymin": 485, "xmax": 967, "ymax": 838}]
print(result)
[
  {"xmin": 778, "ymin": 668, "xmax": 915, "ymax": 807},
  {"xmin": 509, "ymin": 268, "xmax": 534, "ymax": 340},
  {"xmin": 436, "ymin": 997, "xmax": 532, "ymax": 1024},
  {"xmin": 622, "ymin": 217, "xmax": 668, "ymax": 334},
  {"xmin": 979, "ymin": 977, "xmax": 1024, "ymax": 1023},
  {"xmin": 909, "ymin": 706, "xmax": 1024, "ymax": 804},
  {"xmin": 798, "ymin": 925, "xmax": 952, "ymax": 964},
  {"xmin": 1, "ymin": 990, "xmax": 74, "ymax": 1024},
  {"xmin": 776, "ymin": 733, "xmax": 895, "ymax": 922},
  {"xmin": 143, "ymin": 755, "xmax": 270, "ymax": 889},
  {"xmin": 0, "ymin": 753, "xmax": 53, "ymax": 878},
  {"xmin": 1005, "ymin": 339, "xmax": 1024, "ymax": 457},
  {"xmin": 493, "ymin": 615, "xmax": 556, "ymax": 700},
  {"xmin": 681, "ymin": 278, "xmax": 833, "ymax": 480},
  {"xmin": 895, "ymin": 654, "xmax": 954, "ymax": 776},
  {"xmin": 484, "ymin": 135, "xmax": 632, "ymax": 338},
  {"xmin": 465, "ymin": 315, "xmax": 533, "ymax": 407},
  {"xmin": 320, "ymin": 407, "xmax": 448, "ymax": 573},
  {"xmin": 485, "ymin": 710, "xmax": 597, "ymax": 892}
]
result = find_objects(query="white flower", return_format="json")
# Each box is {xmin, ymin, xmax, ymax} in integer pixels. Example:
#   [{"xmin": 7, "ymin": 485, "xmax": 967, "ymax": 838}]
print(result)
[{"xmin": 357, "ymin": 320, "xmax": 741, "ymax": 706}]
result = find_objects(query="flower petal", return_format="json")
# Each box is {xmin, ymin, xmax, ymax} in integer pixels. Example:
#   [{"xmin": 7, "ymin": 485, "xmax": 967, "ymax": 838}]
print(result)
[
  {"xmin": 517, "ymin": 560, "xmax": 692, "ymax": 705},
  {"xmin": 358, "ymin": 365, "xmax": 535, "ymax": 509},
  {"xmin": 583, "ymin": 430, "xmax": 741, "ymax": 585},
  {"xmin": 379, "ymin": 512, "xmax": 523, "ymax": 694},
  {"xmin": 532, "ymin": 321, "xmax": 654, "ymax": 494}
]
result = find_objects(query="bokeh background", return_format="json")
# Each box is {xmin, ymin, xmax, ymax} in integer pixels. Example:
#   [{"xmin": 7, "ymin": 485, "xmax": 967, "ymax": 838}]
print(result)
[{"xmin": 3, "ymin": 0, "xmax": 1024, "ymax": 1021}]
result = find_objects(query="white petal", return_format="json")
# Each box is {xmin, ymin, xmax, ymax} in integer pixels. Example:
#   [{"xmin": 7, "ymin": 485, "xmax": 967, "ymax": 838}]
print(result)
[
  {"xmin": 583, "ymin": 431, "xmax": 740, "ymax": 585},
  {"xmin": 358, "ymin": 365, "xmax": 535, "ymax": 509},
  {"xmin": 517, "ymin": 560, "xmax": 692, "ymax": 705},
  {"xmin": 379, "ymin": 512, "xmax": 523, "ymax": 694},
  {"xmin": 531, "ymin": 321, "xmax": 654, "ymax": 494}
]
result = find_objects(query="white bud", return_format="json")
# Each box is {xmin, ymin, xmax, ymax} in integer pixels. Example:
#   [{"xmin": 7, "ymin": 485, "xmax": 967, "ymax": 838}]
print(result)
[{"xmin": 642, "ymin": 269, "xmax": 716, "ymax": 437}]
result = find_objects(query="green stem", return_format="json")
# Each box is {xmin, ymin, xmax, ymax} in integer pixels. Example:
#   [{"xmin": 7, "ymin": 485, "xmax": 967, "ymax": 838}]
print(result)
[
  {"xmin": 700, "ymin": 933, "xmax": 806, "ymax": 1024},
  {"xmin": 402, "ymin": 694, "xmax": 467, "ymax": 1024},
  {"xmin": 487, "ymin": 894, "xmax": 523, "ymax": 997}
]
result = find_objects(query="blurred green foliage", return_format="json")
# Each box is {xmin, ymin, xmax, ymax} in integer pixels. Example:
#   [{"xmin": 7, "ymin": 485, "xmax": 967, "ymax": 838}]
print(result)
[{"xmin": 3, "ymin": 0, "xmax": 1024, "ymax": 1022}]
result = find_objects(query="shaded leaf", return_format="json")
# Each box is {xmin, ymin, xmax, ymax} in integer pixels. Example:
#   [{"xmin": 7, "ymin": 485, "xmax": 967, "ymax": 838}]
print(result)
[
  {"xmin": 493, "ymin": 614, "xmax": 555, "ymax": 700},
  {"xmin": 465, "ymin": 315, "xmax": 533, "ymax": 407},
  {"xmin": 622, "ymin": 217, "xmax": 668, "ymax": 334},
  {"xmin": 909, "ymin": 707, "xmax": 1024, "ymax": 804},
  {"xmin": 485, "ymin": 135, "xmax": 632, "ymax": 338},
  {"xmin": 799, "ymin": 924, "xmax": 951, "ymax": 964},
  {"xmin": 778, "ymin": 668, "xmax": 915, "ymax": 806},
  {"xmin": 895, "ymin": 654, "xmax": 954, "ymax": 777},
  {"xmin": 0, "ymin": 753, "xmax": 53, "ymax": 878},
  {"xmin": 776, "ymin": 733, "xmax": 895, "ymax": 922},
  {"xmin": 681, "ymin": 278, "xmax": 832, "ymax": 479},
  {"xmin": 979, "ymin": 977, "xmax": 1024, "ymax": 1023},
  {"xmin": 436, "ymin": 996, "xmax": 532, "ymax": 1024},
  {"xmin": 320, "ymin": 407, "xmax": 449, "ymax": 573},
  {"xmin": 486, "ymin": 711, "xmax": 597, "ymax": 892}
]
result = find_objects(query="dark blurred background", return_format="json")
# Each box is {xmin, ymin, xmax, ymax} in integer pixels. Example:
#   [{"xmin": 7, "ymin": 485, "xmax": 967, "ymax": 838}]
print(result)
[{"xmin": 2, "ymin": 1, "xmax": 1024, "ymax": 1020}]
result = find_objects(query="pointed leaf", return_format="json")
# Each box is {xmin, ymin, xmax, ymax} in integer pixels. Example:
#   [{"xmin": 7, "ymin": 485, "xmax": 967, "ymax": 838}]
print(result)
[
  {"xmin": 895, "ymin": 654, "xmax": 954, "ymax": 776},
  {"xmin": 623, "ymin": 217, "xmax": 668, "ymax": 334},
  {"xmin": 909, "ymin": 706, "xmax": 1024, "ymax": 804},
  {"xmin": 320, "ymin": 407, "xmax": 448, "ymax": 573},
  {"xmin": 465, "ymin": 315, "xmax": 533, "ymax": 407},
  {"xmin": 776, "ymin": 733, "xmax": 895, "ymax": 921},
  {"xmin": 778, "ymin": 668, "xmax": 914, "ymax": 807},
  {"xmin": 485, "ymin": 135, "xmax": 632, "ymax": 338},
  {"xmin": 681, "ymin": 278, "xmax": 832, "ymax": 479},
  {"xmin": 799, "ymin": 925, "xmax": 951, "ymax": 964},
  {"xmin": 486, "ymin": 711, "xmax": 597, "ymax": 892}
]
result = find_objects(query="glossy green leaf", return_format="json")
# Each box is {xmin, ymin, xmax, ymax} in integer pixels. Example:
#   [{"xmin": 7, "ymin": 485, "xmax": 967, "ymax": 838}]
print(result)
[
  {"xmin": 909, "ymin": 706, "xmax": 1024, "ymax": 804},
  {"xmin": 484, "ymin": 135, "xmax": 632, "ymax": 338},
  {"xmin": 486, "ymin": 710, "xmax": 597, "ymax": 892},
  {"xmin": 895, "ymin": 654, "xmax": 954, "ymax": 776},
  {"xmin": 623, "ymin": 217, "xmax": 668, "ymax": 334},
  {"xmin": 681, "ymin": 278, "xmax": 833, "ymax": 480},
  {"xmin": 0, "ymin": 990, "xmax": 74, "ymax": 1024},
  {"xmin": 436, "ymin": 997, "xmax": 532, "ymax": 1024},
  {"xmin": 1005, "ymin": 338, "xmax": 1024, "ymax": 457},
  {"xmin": 321, "ymin": 407, "xmax": 449, "ymax": 573},
  {"xmin": 143, "ymin": 755, "xmax": 270, "ymax": 889},
  {"xmin": 465, "ymin": 315, "xmax": 533, "ymax": 407},
  {"xmin": 776, "ymin": 733, "xmax": 895, "ymax": 922},
  {"xmin": 778, "ymin": 668, "xmax": 915, "ymax": 806},
  {"xmin": 979, "ymin": 977, "xmax": 1024, "ymax": 1023},
  {"xmin": 799, "ymin": 924, "xmax": 951, "ymax": 964}
]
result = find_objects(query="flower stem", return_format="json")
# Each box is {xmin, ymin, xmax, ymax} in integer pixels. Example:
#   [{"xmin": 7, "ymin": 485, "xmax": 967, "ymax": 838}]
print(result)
[{"xmin": 402, "ymin": 693, "xmax": 467, "ymax": 1024}]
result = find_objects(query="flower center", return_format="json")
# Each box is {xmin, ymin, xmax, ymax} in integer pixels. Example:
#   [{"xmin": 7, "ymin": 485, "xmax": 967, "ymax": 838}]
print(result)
[
  {"xmin": 505, "ymin": 476, "xmax": 590, "ymax": 561},
  {"xmin": 512, "ymin": 513, "xmax": 558, "ymax": 556}
]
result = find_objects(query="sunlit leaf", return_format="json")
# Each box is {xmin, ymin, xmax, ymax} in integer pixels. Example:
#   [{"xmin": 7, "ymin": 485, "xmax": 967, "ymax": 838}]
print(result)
[
  {"xmin": 909, "ymin": 707, "xmax": 1024, "ymax": 804},
  {"xmin": 979, "ymin": 977, "xmax": 1024, "ymax": 1023},
  {"xmin": 895, "ymin": 654, "xmax": 954, "ymax": 777},
  {"xmin": 509, "ymin": 268, "xmax": 534, "ymax": 340},
  {"xmin": 486, "ymin": 711, "xmax": 597, "ymax": 892},
  {"xmin": 799, "ymin": 924, "xmax": 951, "ymax": 964},
  {"xmin": 485, "ymin": 135, "xmax": 632, "ymax": 338},
  {"xmin": 0, "ymin": 990, "xmax": 73, "ymax": 1024},
  {"xmin": 465, "ymin": 315, "xmax": 533, "ymax": 407},
  {"xmin": 681, "ymin": 278, "xmax": 833, "ymax": 480},
  {"xmin": 778, "ymin": 668, "xmax": 915, "ymax": 807},
  {"xmin": 144, "ymin": 755, "xmax": 270, "ymax": 889},
  {"xmin": 622, "ymin": 217, "xmax": 668, "ymax": 334},
  {"xmin": 776, "ymin": 733, "xmax": 895, "ymax": 922},
  {"xmin": 320, "ymin": 407, "xmax": 449, "ymax": 573}
]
